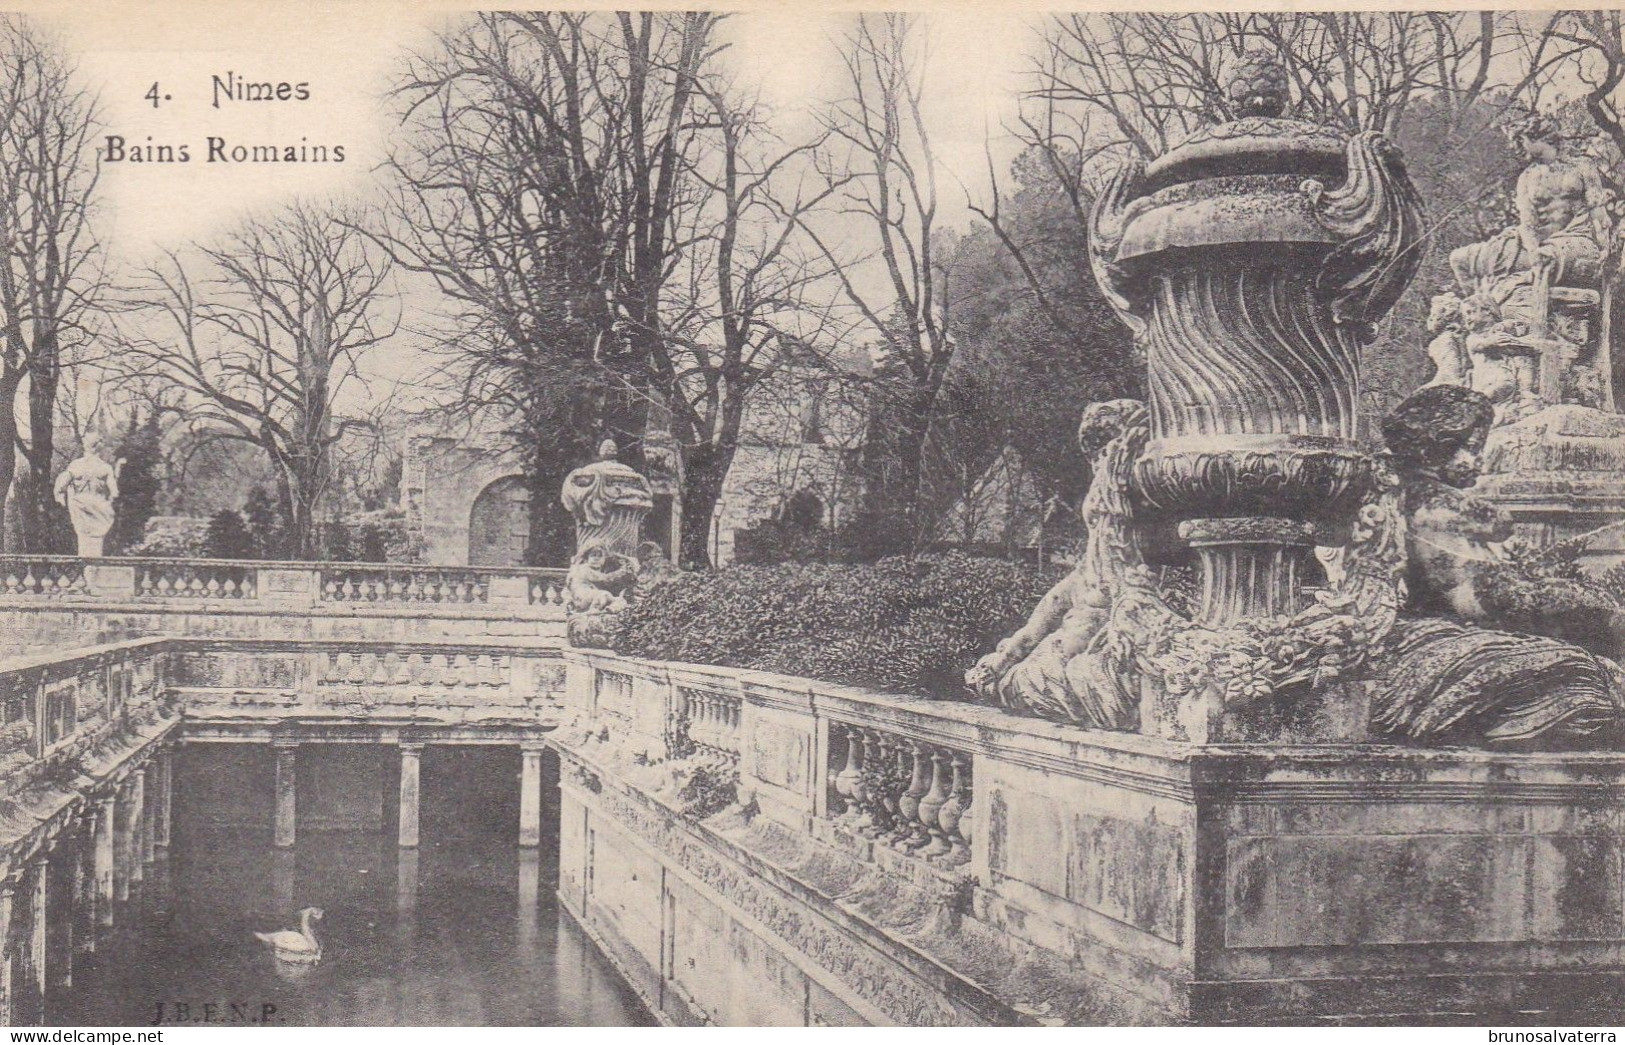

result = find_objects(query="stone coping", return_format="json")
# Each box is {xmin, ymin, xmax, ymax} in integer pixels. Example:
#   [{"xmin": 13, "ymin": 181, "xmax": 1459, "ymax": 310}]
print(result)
[
  {"xmin": 0, "ymin": 634, "xmax": 565, "ymax": 677},
  {"xmin": 571, "ymin": 649, "xmax": 1625, "ymax": 798},
  {"xmin": 0, "ymin": 553, "xmax": 570, "ymax": 577}
]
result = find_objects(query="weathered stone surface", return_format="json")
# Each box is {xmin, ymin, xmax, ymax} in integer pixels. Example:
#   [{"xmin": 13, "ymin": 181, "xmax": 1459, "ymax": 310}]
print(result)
[{"xmin": 559, "ymin": 650, "xmax": 1625, "ymax": 1024}]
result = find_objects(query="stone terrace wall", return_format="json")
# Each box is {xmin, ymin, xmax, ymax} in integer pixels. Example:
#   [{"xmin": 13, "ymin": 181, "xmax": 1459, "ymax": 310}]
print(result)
[
  {"xmin": 553, "ymin": 649, "xmax": 1625, "ymax": 1026},
  {"xmin": 0, "ymin": 556, "xmax": 568, "ymax": 657}
]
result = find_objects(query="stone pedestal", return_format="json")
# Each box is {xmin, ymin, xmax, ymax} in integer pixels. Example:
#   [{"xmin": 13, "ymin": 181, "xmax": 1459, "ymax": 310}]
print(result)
[
  {"xmin": 1179, "ymin": 518, "xmax": 1316, "ymax": 624},
  {"xmin": 1480, "ymin": 404, "xmax": 1625, "ymax": 572}
]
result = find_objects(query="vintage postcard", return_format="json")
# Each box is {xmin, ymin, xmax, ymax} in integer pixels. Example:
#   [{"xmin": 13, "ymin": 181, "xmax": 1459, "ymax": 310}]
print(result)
[{"xmin": 0, "ymin": 0, "xmax": 1623, "ymax": 1032}]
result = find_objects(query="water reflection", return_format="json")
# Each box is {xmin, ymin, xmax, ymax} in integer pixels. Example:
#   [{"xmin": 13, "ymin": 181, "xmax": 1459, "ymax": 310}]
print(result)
[{"xmin": 51, "ymin": 828, "xmax": 653, "ymax": 1027}]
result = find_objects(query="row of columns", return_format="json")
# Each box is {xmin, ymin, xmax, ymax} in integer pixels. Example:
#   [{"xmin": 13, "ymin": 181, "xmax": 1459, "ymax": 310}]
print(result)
[
  {"xmin": 271, "ymin": 742, "xmax": 549, "ymax": 849},
  {"xmin": 0, "ymin": 747, "xmax": 173, "ymax": 1026}
]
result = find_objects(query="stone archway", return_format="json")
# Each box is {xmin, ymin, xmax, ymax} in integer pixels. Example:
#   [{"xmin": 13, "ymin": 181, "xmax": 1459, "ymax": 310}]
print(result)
[{"xmin": 468, "ymin": 476, "xmax": 531, "ymax": 567}]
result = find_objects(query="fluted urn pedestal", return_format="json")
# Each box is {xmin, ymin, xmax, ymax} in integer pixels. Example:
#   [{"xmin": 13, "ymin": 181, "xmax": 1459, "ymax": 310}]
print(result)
[{"xmin": 1091, "ymin": 94, "xmax": 1423, "ymax": 626}]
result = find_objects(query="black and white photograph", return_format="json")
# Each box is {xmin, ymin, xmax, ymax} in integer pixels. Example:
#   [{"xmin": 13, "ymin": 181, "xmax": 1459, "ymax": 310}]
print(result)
[{"xmin": 1, "ymin": 0, "xmax": 1625, "ymax": 1032}]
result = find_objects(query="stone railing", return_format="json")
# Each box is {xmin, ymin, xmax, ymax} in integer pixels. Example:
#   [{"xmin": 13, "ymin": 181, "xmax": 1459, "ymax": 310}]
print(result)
[
  {"xmin": 0, "ymin": 556, "xmax": 88, "ymax": 598},
  {"xmin": 0, "ymin": 638, "xmax": 173, "ymax": 790},
  {"xmin": 171, "ymin": 637, "xmax": 568, "ymax": 731},
  {"xmin": 557, "ymin": 648, "xmax": 1625, "ymax": 1025},
  {"xmin": 0, "ymin": 556, "xmax": 571, "ymax": 656},
  {"xmin": 829, "ymin": 723, "xmax": 971, "ymax": 867},
  {"xmin": 134, "ymin": 558, "xmax": 258, "ymax": 599}
]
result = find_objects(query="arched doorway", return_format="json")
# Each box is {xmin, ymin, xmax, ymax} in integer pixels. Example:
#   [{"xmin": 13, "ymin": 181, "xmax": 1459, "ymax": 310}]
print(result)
[{"xmin": 468, "ymin": 476, "xmax": 531, "ymax": 567}]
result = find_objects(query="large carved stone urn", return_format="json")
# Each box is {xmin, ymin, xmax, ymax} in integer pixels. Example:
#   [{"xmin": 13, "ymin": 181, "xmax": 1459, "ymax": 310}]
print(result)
[
  {"xmin": 560, "ymin": 439, "xmax": 655, "ymax": 647},
  {"xmin": 1090, "ymin": 55, "xmax": 1424, "ymax": 625}
]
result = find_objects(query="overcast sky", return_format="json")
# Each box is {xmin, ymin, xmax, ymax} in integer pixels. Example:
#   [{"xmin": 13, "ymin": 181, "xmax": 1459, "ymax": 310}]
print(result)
[{"xmin": 27, "ymin": 2, "xmax": 1036, "ymax": 264}]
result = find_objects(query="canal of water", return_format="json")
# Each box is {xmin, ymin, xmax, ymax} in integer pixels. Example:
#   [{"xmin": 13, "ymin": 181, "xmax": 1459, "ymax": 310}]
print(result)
[{"xmin": 45, "ymin": 755, "xmax": 653, "ymax": 1026}]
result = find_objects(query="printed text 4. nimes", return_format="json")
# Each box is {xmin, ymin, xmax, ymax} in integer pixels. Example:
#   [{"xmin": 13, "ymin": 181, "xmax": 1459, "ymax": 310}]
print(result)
[{"xmin": 101, "ymin": 72, "xmax": 344, "ymax": 165}]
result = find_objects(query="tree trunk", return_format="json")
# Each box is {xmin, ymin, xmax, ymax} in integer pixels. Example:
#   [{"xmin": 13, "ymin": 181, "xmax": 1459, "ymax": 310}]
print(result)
[
  {"xmin": 678, "ymin": 441, "xmax": 732, "ymax": 569},
  {"xmin": 21, "ymin": 330, "xmax": 59, "ymax": 553},
  {"xmin": 0, "ymin": 372, "xmax": 22, "ymax": 552}
]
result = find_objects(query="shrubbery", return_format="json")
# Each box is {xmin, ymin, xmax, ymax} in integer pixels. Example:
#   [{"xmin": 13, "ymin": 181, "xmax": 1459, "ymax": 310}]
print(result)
[{"xmin": 611, "ymin": 552, "xmax": 1063, "ymax": 697}]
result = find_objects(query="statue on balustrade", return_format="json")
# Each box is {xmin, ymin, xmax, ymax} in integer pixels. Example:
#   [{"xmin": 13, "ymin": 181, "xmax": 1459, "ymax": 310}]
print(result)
[
  {"xmin": 964, "ymin": 399, "xmax": 1148, "ymax": 729},
  {"xmin": 1439, "ymin": 114, "xmax": 1615, "ymax": 418},
  {"xmin": 53, "ymin": 430, "xmax": 123, "ymax": 557},
  {"xmin": 560, "ymin": 438, "xmax": 655, "ymax": 647},
  {"xmin": 968, "ymin": 58, "xmax": 1625, "ymax": 750},
  {"xmin": 1368, "ymin": 385, "xmax": 1625, "ymax": 748}
]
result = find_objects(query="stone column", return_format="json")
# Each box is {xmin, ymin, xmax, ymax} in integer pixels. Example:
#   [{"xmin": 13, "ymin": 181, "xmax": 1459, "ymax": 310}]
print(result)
[
  {"xmin": 273, "ymin": 742, "xmax": 298, "ymax": 849},
  {"xmin": 28, "ymin": 860, "xmax": 45, "ymax": 1005},
  {"xmin": 127, "ymin": 772, "xmax": 146, "ymax": 885},
  {"xmin": 0, "ymin": 877, "xmax": 15, "ymax": 1027},
  {"xmin": 94, "ymin": 798, "xmax": 114, "ymax": 927},
  {"xmin": 517, "ymin": 848, "xmax": 540, "ymax": 953},
  {"xmin": 396, "ymin": 848, "xmax": 418, "ymax": 918},
  {"xmin": 398, "ymin": 744, "xmax": 422, "ymax": 849},
  {"xmin": 113, "ymin": 784, "xmax": 131, "ymax": 901},
  {"xmin": 271, "ymin": 850, "xmax": 295, "ymax": 917},
  {"xmin": 141, "ymin": 764, "xmax": 159, "ymax": 865},
  {"xmin": 154, "ymin": 750, "xmax": 173, "ymax": 848},
  {"xmin": 518, "ymin": 745, "xmax": 545, "ymax": 848}
]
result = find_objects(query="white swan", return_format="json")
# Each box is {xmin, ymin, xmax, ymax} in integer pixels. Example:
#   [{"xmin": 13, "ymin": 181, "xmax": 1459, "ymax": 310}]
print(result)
[{"xmin": 254, "ymin": 906, "xmax": 324, "ymax": 964}]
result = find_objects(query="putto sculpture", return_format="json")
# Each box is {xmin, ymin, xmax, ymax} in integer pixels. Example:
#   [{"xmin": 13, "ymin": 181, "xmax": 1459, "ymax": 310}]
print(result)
[
  {"xmin": 53, "ymin": 430, "xmax": 123, "ymax": 557},
  {"xmin": 973, "ymin": 57, "xmax": 1625, "ymax": 749},
  {"xmin": 561, "ymin": 438, "xmax": 655, "ymax": 647}
]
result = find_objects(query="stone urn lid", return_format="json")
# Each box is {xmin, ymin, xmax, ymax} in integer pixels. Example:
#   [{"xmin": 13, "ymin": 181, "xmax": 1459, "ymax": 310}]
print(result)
[{"xmin": 1117, "ymin": 55, "xmax": 1355, "ymax": 263}]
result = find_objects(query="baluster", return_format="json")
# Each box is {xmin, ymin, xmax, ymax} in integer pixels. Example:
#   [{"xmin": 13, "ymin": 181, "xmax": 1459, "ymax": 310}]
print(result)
[
  {"xmin": 859, "ymin": 731, "xmax": 890, "ymax": 839},
  {"xmin": 188, "ymin": 572, "xmax": 205, "ymax": 596},
  {"xmin": 941, "ymin": 757, "xmax": 972, "ymax": 867},
  {"xmin": 4, "ymin": 566, "xmax": 18, "ymax": 593},
  {"xmin": 895, "ymin": 742, "xmax": 931, "ymax": 848},
  {"xmin": 205, "ymin": 574, "xmax": 221, "ymax": 597},
  {"xmin": 833, "ymin": 725, "xmax": 863, "ymax": 821},
  {"xmin": 323, "ymin": 576, "xmax": 339, "ymax": 600},
  {"xmin": 918, "ymin": 749, "xmax": 951, "ymax": 857},
  {"xmin": 388, "ymin": 576, "xmax": 405, "ymax": 601},
  {"xmin": 850, "ymin": 730, "xmax": 876, "ymax": 832}
]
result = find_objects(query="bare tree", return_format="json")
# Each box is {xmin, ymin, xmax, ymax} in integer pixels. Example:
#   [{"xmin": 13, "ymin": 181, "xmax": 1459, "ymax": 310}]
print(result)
[
  {"xmin": 803, "ymin": 13, "xmax": 953, "ymax": 547},
  {"xmin": 113, "ymin": 203, "xmax": 398, "ymax": 559},
  {"xmin": 0, "ymin": 15, "xmax": 105, "ymax": 552},
  {"xmin": 657, "ymin": 79, "xmax": 847, "ymax": 565},
  {"xmin": 376, "ymin": 11, "xmax": 720, "ymax": 564}
]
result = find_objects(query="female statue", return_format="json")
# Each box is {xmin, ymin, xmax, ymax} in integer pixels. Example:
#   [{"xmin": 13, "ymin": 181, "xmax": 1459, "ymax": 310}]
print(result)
[{"xmin": 53, "ymin": 431, "xmax": 122, "ymax": 557}]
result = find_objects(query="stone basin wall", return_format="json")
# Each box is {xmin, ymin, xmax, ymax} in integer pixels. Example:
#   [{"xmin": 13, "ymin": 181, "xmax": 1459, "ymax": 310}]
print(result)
[
  {"xmin": 0, "ymin": 556, "xmax": 568, "ymax": 657},
  {"xmin": 555, "ymin": 648, "xmax": 1625, "ymax": 1025}
]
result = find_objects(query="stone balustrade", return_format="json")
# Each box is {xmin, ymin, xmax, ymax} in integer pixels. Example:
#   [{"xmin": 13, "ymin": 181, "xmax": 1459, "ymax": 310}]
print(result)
[
  {"xmin": 0, "ymin": 557, "xmax": 88, "ymax": 598},
  {"xmin": 0, "ymin": 556, "xmax": 570, "ymax": 657},
  {"xmin": 169, "ymin": 637, "xmax": 567, "ymax": 733},
  {"xmin": 830, "ymin": 724, "xmax": 971, "ymax": 867},
  {"xmin": 135, "ymin": 559, "xmax": 257, "ymax": 600},
  {"xmin": 0, "ymin": 638, "xmax": 176, "ymax": 843},
  {"xmin": 556, "ymin": 648, "xmax": 1625, "ymax": 1025}
]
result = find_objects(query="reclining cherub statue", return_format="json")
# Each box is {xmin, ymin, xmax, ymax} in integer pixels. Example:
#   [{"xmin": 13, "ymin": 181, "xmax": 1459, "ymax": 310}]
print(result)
[{"xmin": 964, "ymin": 399, "xmax": 1149, "ymax": 728}]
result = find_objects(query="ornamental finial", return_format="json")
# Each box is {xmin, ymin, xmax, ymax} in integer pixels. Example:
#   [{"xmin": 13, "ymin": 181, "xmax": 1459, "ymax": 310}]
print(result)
[{"xmin": 1227, "ymin": 50, "xmax": 1291, "ymax": 119}]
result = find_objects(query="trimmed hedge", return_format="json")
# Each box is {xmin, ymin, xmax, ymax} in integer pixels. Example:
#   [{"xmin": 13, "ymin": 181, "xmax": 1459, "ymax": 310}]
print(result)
[{"xmin": 611, "ymin": 552, "xmax": 1064, "ymax": 697}]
